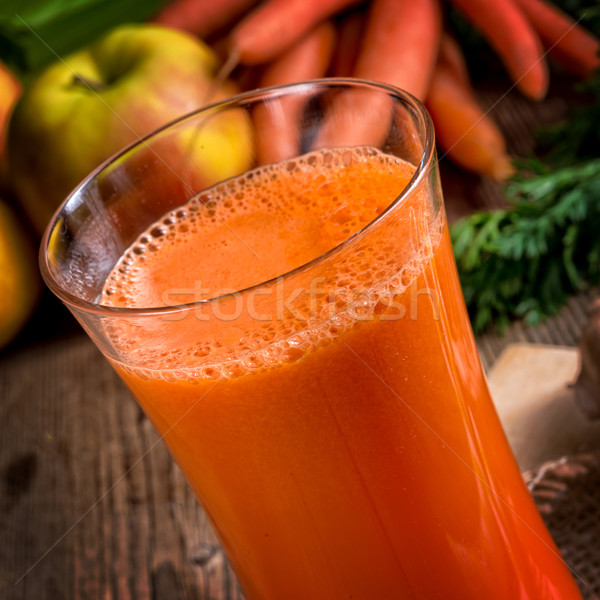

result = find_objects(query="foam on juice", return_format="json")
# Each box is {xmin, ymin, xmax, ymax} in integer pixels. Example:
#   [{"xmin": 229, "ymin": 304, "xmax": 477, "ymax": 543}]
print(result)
[{"xmin": 101, "ymin": 147, "xmax": 441, "ymax": 379}]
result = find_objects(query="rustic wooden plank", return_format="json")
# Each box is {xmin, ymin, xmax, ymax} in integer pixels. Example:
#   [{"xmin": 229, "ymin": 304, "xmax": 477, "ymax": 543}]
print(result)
[
  {"xmin": 477, "ymin": 291, "xmax": 598, "ymax": 372},
  {"xmin": 1, "ymin": 334, "xmax": 80, "ymax": 600},
  {"xmin": 0, "ymin": 333, "xmax": 241, "ymax": 600}
]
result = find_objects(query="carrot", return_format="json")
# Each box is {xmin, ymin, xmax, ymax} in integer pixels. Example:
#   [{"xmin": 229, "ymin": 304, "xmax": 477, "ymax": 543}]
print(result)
[
  {"xmin": 353, "ymin": 0, "xmax": 442, "ymax": 101},
  {"xmin": 311, "ymin": 85, "xmax": 396, "ymax": 152},
  {"xmin": 426, "ymin": 41, "xmax": 513, "ymax": 180},
  {"xmin": 154, "ymin": 0, "xmax": 257, "ymax": 38},
  {"xmin": 229, "ymin": 0, "xmax": 360, "ymax": 65},
  {"xmin": 310, "ymin": 0, "xmax": 440, "ymax": 151},
  {"xmin": 255, "ymin": 21, "xmax": 336, "ymax": 164},
  {"xmin": 514, "ymin": 0, "xmax": 599, "ymax": 79},
  {"xmin": 436, "ymin": 33, "xmax": 470, "ymax": 88},
  {"xmin": 447, "ymin": 0, "xmax": 548, "ymax": 101},
  {"xmin": 329, "ymin": 8, "xmax": 366, "ymax": 77},
  {"xmin": 259, "ymin": 21, "xmax": 336, "ymax": 88}
]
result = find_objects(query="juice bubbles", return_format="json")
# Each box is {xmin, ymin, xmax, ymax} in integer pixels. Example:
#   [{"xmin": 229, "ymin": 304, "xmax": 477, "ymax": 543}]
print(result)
[{"xmin": 100, "ymin": 147, "xmax": 582, "ymax": 600}]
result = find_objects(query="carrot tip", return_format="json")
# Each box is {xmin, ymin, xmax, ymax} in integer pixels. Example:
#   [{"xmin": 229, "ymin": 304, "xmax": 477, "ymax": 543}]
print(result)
[
  {"xmin": 517, "ymin": 59, "xmax": 550, "ymax": 101},
  {"xmin": 520, "ymin": 82, "xmax": 548, "ymax": 101},
  {"xmin": 491, "ymin": 155, "xmax": 515, "ymax": 181}
]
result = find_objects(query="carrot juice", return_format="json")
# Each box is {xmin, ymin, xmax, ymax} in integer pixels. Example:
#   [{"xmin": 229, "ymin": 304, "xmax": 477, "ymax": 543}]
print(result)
[{"xmin": 98, "ymin": 146, "xmax": 582, "ymax": 600}]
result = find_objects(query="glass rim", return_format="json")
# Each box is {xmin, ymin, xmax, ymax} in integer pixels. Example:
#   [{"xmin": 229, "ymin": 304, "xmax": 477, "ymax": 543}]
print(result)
[{"xmin": 39, "ymin": 78, "xmax": 436, "ymax": 318}]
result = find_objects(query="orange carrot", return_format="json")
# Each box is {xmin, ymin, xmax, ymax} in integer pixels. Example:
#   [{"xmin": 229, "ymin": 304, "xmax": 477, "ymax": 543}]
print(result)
[
  {"xmin": 154, "ymin": 0, "xmax": 257, "ymax": 38},
  {"xmin": 353, "ymin": 0, "xmax": 442, "ymax": 101},
  {"xmin": 310, "ymin": 85, "xmax": 395, "ymax": 153},
  {"xmin": 259, "ymin": 21, "xmax": 336, "ymax": 87},
  {"xmin": 255, "ymin": 21, "xmax": 336, "ymax": 164},
  {"xmin": 311, "ymin": 0, "xmax": 441, "ymax": 151},
  {"xmin": 229, "ymin": 0, "xmax": 360, "ymax": 65},
  {"xmin": 514, "ymin": 0, "xmax": 599, "ymax": 79},
  {"xmin": 426, "ymin": 45, "xmax": 513, "ymax": 180},
  {"xmin": 436, "ymin": 33, "xmax": 470, "ymax": 88},
  {"xmin": 329, "ymin": 8, "xmax": 366, "ymax": 77},
  {"xmin": 448, "ymin": 0, "xmax": 548, "ymax": 100}
]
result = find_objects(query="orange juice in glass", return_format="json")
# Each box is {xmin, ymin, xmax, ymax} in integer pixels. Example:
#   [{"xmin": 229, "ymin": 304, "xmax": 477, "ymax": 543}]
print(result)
[{"xmin": 41, "ymin": 80, "xmax": 583, "ymax": 599}]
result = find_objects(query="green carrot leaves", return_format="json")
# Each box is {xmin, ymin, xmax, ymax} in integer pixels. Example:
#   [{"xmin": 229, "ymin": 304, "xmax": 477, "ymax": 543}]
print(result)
[{"xmin": 452, "ymin": 158, "xmax": 600, "ymax": 333}]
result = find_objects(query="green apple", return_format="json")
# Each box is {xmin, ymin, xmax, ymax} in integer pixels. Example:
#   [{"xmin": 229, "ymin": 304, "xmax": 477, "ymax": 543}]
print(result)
[{"xmin": 4, "ymin": 23, "xmax": 252, "ymax": 236}]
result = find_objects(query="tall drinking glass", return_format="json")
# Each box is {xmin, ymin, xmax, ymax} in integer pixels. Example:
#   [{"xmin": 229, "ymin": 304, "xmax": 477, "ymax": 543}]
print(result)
[{"xmin": 40, "ymin": 80, "xmax": 583, "ymax": 599}]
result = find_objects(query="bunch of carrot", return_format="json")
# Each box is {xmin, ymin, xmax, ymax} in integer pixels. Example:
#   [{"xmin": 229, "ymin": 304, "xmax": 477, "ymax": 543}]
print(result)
[{"xmin": 155, "ymin": 0, "xmax": 600, "ymax": 180}]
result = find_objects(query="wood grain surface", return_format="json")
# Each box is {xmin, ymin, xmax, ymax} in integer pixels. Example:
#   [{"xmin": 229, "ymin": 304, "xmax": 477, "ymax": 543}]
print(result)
[{"xmin": 0, "ymin": 331, "xmax": 245, "ymax": 600}]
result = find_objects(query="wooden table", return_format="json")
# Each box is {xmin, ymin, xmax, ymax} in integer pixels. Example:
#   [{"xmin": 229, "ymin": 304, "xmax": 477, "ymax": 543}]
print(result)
[
  {"xmin": 2, "ymin": 72, "xmax": 599, "ymax": 600},
  {"xmin": 0, "ymin": 324, "xmax": 240, "ymax": 599}
]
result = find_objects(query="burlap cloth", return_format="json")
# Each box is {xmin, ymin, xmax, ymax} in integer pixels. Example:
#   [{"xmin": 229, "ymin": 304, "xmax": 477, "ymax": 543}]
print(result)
[{"xmin": 525, "ymin": 452, "xmax": 600, "ymax": 599}]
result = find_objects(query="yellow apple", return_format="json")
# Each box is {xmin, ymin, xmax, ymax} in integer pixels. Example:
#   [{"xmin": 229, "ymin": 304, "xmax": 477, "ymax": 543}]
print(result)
[
  {"xmin": 4, "ymin": 23, "xmax": 252, "ymax": 236},
  {"xmin": 0, "ymin": 200, "xmax": 40, "ymax": 348}
]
